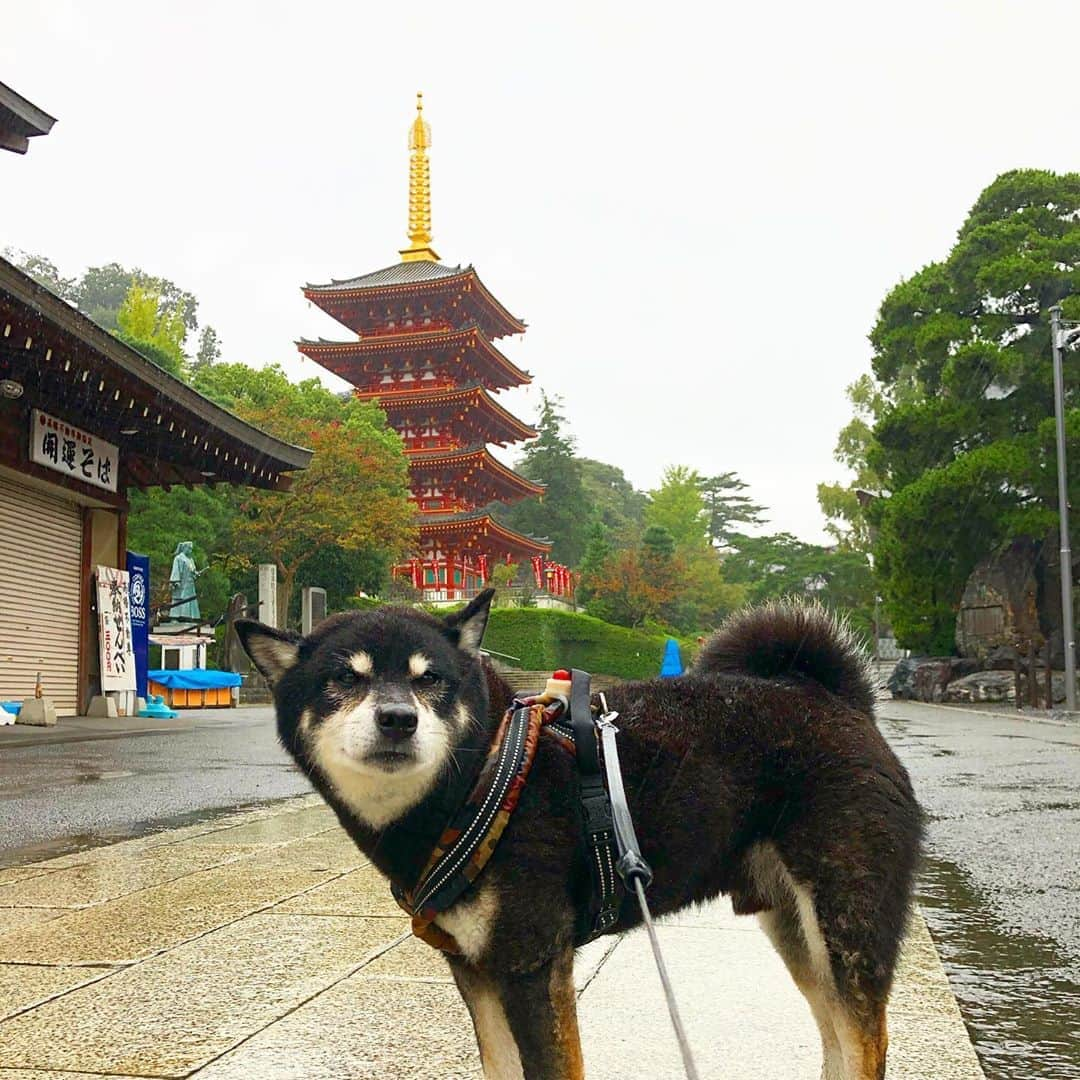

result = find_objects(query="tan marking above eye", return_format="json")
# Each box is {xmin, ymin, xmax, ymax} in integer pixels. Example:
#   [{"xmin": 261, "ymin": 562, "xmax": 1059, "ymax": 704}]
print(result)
[
  {"xmin": 409, "ymin": 653, "xmax": 431, "ymax": 678},
  {"xmin": 348, "ymin": 652, "xmax": 373, "ymax": 676}
]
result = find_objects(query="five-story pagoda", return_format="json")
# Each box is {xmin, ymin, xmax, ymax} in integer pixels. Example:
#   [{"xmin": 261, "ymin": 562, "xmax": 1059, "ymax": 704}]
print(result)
[{"xmin": 299, "ymin": 94, "xmax": 557, "ymax": 602}]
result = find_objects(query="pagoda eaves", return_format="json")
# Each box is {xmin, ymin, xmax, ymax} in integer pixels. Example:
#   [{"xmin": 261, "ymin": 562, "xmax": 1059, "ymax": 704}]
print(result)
[
  {"xmin": 408, "ymin": 443, "xmax": 545, "ymax": 512},
  {"xmin": 297, "ymin": 325, "xmax": 530, "ymax": 392},
  {"xmin": 302, "ymin": 263, "xmax": 526, "ymax": 340},
  {"xmin": 376, "ymin": 382, "xmax": 538, "ymax": 448}
]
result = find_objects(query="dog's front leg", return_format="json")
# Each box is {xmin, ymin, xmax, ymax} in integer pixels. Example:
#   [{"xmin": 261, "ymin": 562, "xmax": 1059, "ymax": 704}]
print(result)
[
  {"xmin": 449, "ymin": 958, "xmax": 524, "ymax": 1080},
  {"xmin": 449, "ymin": 948, "xmax": 585, "ymax": 1080},
  {"xmin": 498, "ymin": 947, "xmax": 585, "ymax": 1080}
]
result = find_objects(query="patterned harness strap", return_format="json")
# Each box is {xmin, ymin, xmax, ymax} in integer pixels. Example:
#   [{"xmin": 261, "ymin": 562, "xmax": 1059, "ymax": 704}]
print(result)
[{"xmin": 392, "ymin": 702, "xmax": 545, "ymax": 954}]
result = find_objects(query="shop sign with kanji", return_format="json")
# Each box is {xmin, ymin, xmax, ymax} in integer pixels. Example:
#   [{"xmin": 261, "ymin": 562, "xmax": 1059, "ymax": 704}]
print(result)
[
  {"xmin": 96, "ymin": 565, "xmax": 136, "ymax": 692},
  {"xmin": 30, "ymin": 409, "xmax": 119, "ymax": 493}
]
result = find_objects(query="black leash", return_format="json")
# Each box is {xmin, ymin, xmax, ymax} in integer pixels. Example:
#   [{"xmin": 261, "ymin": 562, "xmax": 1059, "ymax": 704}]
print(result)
[{"xmin": 579, "ymin": 675, "xmax": 702, "ymax": 1080}]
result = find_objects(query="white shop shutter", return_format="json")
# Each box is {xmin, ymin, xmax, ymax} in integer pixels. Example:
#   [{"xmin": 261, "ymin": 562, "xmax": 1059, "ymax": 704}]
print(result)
[{"xmin": 0, "ymin": 475, "xmax": 83, "ymax": 715}]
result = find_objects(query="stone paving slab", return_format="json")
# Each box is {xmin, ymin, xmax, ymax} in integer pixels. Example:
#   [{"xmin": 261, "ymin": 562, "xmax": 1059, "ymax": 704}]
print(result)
[
  {"xmin": 236, "ymin": 829, "xmax": 367, "ymax": 873},
  {"xmin": 0, "ymin": 862, "xmax": 335, "ymax": 965},
  {"xmin": 0, "ymin": 909, "xmax": 65, "ymax": 935},
  {"xmin": 170, "ymin": 805, "xmax": 335, "ymax": 848},
  {"xmin": 580, "ymin": 917, "xmax": 821, "ymax": 1078},
  {"xmin": 0, "ymin": 1072, "xmax": 136, "ymax": 1079},
  {"xmin": 0, "ymin": 915, "xmax": 404, "ymax": 1076},
  {"xmin": 191, "ymin": 970, "xmax": 479, "ymax": 1080},
  {"xmin": 271, "ymin": 865, "xmax": 403, "ymax": 916},
  {"xmin": 0, "ymin": 869, "xmax": 53, "ymax": 886},
  {"xmin": 0, "ymin": 843, "xmax": 266, "ymax": 909},
  {"xmin": 0, "ymin": 964, "xmax": 113, "ymax": 1022}
]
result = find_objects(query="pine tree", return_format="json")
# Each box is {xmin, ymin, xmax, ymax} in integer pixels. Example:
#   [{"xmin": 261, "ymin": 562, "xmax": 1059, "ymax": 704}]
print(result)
[{"xmin": 499, "ymin": 392, "xmax": 592, "ymax": 566}]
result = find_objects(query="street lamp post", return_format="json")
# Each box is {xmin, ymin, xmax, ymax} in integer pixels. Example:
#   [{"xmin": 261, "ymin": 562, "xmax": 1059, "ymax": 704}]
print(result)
[{"xmin": 1050, "ymin": 306, "xmax": 1078, "ymax": 711}]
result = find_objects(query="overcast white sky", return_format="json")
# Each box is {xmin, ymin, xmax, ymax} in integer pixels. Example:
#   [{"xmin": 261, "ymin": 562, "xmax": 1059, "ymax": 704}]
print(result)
[{"xmin": 5, "ymin": 1, "xmax": 1080, "ymax": 542}]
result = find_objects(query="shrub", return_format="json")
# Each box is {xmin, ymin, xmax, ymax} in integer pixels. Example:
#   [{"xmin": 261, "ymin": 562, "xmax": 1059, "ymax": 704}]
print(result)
[{"xmin": 483, "ymin": 607, "xmax": 694, "ymax": 680}]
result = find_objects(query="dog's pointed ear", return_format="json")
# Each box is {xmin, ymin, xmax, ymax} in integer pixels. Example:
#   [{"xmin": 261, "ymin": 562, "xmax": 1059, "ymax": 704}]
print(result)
[
  {"xmin": 444, "ymin": 588, "xmax": 495, "ymax": 657},
  {"xmin": 235, "ymin": 619, "xmax": 302, "ymax": 685}
]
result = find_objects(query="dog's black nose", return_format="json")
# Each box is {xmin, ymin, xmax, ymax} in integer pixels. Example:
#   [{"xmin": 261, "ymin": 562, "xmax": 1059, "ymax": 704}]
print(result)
[{"xmin": 375, "ymin": 703, "xmax": 418, "ymax": 741}]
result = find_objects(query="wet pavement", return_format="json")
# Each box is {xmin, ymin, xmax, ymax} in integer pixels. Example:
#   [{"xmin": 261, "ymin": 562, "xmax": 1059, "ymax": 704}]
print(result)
[
  {"xmin": 879, "ymin": 700, "xmax": 1080, "ymax": 1079},
  {"xmin": 0, "ymin": 707, "xmax": 310, "ymax": 861},
  {"xmin": 0, "ymin": 795, "xmax": 983, "ymax": 1078}
]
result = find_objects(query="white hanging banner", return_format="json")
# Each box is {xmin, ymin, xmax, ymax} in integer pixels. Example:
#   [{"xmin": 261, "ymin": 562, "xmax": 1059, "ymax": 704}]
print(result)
[
  {"xmin": 96, "ymin": 566, "xmax": 136, "ymax": 691},
  {"xmin": 30, "ymin": 409, "xmax": 119, "ymax": 493}
]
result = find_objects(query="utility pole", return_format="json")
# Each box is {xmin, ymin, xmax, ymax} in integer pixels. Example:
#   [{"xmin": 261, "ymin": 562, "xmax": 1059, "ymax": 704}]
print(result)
[{"xmin": 1050, "ymin": 306, "xmax": 1077, "ymax": 710}]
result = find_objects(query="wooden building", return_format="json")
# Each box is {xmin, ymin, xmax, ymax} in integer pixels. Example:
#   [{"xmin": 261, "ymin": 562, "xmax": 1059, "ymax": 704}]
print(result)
[{"xmin": 0, "ymin": 256, "xmax": 311, "ymax": 714}]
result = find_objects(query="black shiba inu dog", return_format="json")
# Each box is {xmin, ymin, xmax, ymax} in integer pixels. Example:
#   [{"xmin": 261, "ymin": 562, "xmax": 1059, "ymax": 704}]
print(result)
[{"xmin": 237, "ymin": 590, "xmax": 921, "ymax": 1080}]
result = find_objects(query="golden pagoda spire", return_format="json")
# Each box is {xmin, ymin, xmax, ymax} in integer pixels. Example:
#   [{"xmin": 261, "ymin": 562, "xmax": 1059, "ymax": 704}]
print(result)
[{"xmin": 400, "ymin": 92, "xmax": 440, "ymax": 263}]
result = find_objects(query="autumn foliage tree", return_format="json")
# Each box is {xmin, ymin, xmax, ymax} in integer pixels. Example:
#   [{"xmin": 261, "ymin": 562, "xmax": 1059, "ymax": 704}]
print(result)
[{"xmin": 193, "ymin": 363, "xmax": 415, "ymax": 626}]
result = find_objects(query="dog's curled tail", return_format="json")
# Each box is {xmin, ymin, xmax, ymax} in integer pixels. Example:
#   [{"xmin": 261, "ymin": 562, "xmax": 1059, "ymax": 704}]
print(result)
[{"xmin": 694, "ymin": 599, "xmax": 876, "ymax": 716}]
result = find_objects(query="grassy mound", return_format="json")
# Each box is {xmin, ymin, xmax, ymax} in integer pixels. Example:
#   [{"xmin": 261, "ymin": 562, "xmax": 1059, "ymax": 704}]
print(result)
[{"xmin": 483, "ymin": 607, "xmax": 692, "ymax": 680}]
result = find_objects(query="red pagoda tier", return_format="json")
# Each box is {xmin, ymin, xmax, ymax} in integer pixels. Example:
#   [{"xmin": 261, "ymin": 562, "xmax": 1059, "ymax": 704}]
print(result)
[{"xmin": 299, "ymin": 94, "xmax": 569, "ymax": 602}]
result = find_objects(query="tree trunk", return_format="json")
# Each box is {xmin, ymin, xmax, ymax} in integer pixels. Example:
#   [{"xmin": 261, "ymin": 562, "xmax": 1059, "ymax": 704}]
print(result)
[{"xmin": 277, "ymin": 565, "xmax": 295, "ymax": 630}]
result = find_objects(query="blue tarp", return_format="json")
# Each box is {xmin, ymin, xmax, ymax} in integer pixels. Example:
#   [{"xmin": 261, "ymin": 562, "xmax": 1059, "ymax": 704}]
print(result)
[
  {"xmin": 147, "ymin": 669, "xmax": 242, "ymax": 690},
  {"xmin": 659, "ymin": 638, "xmax": 684, "ymax": 677}
]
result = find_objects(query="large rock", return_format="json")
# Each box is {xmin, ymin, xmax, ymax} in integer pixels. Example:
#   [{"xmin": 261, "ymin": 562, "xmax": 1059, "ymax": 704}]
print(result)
[
  {"xmin": 956, "ymin": 540, "xmax": 1040, "ymax": 663},
  {"xmin": 942, "ymin": 670, "xmax": 1016, "ymax": 704},
  {"xmin": 888, "ymin": 657, "xmax": 979, "ymax": 702},
  {"xmin": 887, "ymin": 657, "xmax": 920, "ymax": 699}
]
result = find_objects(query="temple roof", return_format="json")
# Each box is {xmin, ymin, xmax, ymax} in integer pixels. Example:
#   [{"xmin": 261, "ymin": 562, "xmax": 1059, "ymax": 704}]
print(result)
[
  {"xmin": 416, "ymin": 510, "xmax": 551, "ymax": 555},
  {"xmin": 376, "ymin": 382, "xmax": 538, "ymax": 445},
  {"xmin": 408, "ymin": 443, "xmax": 545, "ymax": 498},
  {"xmin": 304, "ymin": 260, "xmax": 463, "ymax": 291},
  {"xmin": 0, "ymin": 256, "xmax": 311, "ymax": 492},
  {"xmin": 302, "ymin": 264, "xmax": 526, "ymax": 340},
  {"xmin": 298, "ymin": 325, "xmax": 530, "ymax": 391}
]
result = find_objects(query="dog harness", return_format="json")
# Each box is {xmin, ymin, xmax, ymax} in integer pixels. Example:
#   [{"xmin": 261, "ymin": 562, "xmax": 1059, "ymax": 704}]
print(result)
[
  {"xmin": 391, "ymin": 671, "xmax": 627, "ymax": 954},
  {"xmin": 391, "ymin": 701, "xmax": 546, "ymax": 953}
]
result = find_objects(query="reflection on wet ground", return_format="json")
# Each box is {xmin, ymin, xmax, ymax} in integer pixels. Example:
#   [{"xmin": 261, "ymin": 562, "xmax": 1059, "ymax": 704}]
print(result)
[{"xmin": 919, "ymin": 854, "xmax": 1080, "ymax": 1079}]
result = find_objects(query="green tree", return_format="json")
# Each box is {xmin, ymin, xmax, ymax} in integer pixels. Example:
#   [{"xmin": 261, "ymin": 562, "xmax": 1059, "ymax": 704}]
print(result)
[
  {"xmin": 817, "ymin": 375, "xmax": 890, "ymax": 552},
  {"xmin": 578, "ymin": 458, "xmax": 647, "ymax": 544},
  {"xmin": 4, "ymin": 248, "xmax": 77, "ymax": 301},
  {"xmin": 126, "ymin": 486, "xmax": 236, "ymax": 621},
  {"xmin": 644, "ymin": 465, "xmax": 706, "ymax": 550},
  {"xmin": 499, "ymin": 392, "xmax": 592, "ymax": 566},
  {"xmin": 698, "ymin": 472, "xmax": 767, "ymax": 548},
  {"xmin": 576, "ymin": 521, "xmax": 613, "ymax": 605},
  {"xmin": 115, "ymin": 281, "xmax": 188, "ymax": 377},
  {"xmin": 723, "ymin": 533, "xmax": 875, "ymax": 641},
  {"xmin": 77, "ymin": 262, "xmax": 198, "ymax": 334},
  {"xmin": 194, "ymin": 325, "xmax": 221, "ymax": 370},
  {"xmin": 842, "ymin": 169, "xmax": 1080, "ymax": 651}
]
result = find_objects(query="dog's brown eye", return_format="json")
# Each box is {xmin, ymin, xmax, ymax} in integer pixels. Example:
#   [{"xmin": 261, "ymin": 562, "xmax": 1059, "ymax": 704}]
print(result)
[
  {"xmin": 414, "ymin": 671, "xmax": 441, "ymax": 688},
  {"xmin": 336, "ymin": 669, "xmax": 367, "ymax": 687}
]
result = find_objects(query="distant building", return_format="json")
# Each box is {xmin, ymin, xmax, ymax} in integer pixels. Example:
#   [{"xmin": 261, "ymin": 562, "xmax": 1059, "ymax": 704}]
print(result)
[{"xmin": 299, "ymin": 95, "xmax": 573, "ymax": 603}]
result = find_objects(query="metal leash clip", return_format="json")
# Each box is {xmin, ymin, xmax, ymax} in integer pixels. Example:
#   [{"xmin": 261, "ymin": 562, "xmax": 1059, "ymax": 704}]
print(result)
[{"xmin": 596, "ymin": 692, "xmax": 619, "ymax": 731}]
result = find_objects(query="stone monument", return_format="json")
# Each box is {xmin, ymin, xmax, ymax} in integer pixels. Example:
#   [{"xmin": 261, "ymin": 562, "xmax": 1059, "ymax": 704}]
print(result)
[{"xmin": 302, "ymin": 586, "xmax": 327, "ymax": 635}]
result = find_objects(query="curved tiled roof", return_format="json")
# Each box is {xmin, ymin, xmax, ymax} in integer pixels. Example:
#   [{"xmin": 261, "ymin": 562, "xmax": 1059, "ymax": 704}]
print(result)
[
  {"xmin": 407, "ymin": 443, "xmax": 546, "ymax": 498},
  {"xmin": 415, "ymin": 511, "xmax": 551, "ymax": 554},
  {"xmin": 304, "ymin": 261, "xmax": 464, "ymax": 291}
]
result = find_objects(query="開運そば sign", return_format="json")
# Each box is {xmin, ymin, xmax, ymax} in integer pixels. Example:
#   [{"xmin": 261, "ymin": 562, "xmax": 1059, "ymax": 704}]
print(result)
[
  {"xmin": 96, "ymin": 565, "xmax": 136, "ymax": 692},
  {"xmin": 30, "ymin": 409, "xmax": 119, "ymax": 492}
]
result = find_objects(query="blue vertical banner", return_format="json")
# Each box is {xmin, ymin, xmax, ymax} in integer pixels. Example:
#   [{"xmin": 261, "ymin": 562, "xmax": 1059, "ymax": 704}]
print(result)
[{"xmin": 126, "ymin": 551, "xmax": 150, "ymax": 699}]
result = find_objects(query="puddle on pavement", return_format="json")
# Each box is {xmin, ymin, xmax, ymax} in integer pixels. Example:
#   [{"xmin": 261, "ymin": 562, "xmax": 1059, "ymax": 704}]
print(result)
[
  {"xmin": 918, "ymin": 854, "xmax": 1080, "ymax": 1079},
  {"xmin": 0, "ymin": 795, "xmax": 311, "ymax": 869}
]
